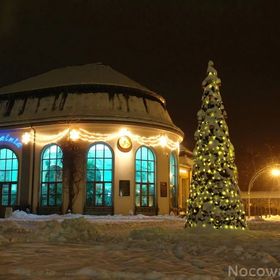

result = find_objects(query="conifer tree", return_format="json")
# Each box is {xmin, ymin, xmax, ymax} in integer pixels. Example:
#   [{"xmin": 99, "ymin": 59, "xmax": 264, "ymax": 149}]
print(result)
[{"xmin": 185, "ymin": 61, "xmax": 247, "ymax": 230}]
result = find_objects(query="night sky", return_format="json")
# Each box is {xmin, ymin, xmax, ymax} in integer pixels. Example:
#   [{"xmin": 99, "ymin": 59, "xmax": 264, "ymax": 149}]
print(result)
[{"xmin": 0, "ymin": 0, "xmax": 279, "ymax": 190}]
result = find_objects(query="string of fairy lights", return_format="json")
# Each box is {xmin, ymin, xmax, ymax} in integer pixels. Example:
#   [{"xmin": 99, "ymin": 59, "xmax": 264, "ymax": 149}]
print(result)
[
  {"xmin": 21, "ymin": 128, "xmax": 181, "ymax": 151},
  {"xmin": 185, "ymin": 61, "xmax": 247, "ymax": 230}
]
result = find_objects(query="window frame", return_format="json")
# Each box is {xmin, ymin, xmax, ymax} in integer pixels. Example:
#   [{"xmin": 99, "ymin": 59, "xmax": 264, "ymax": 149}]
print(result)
[
  {"xmin": 40, "ymin": 144, "xmax": 63, "ymax": 207},
  {"xmin": 86, "ymin": 142, "xmax": 114, "ymax": 208},
  {"xmin": 0, "ymin": 147, "xmax": 19, "ymax": 206},
  {"xmin": 135, "ymin": 146, "xmax": 156, "ymax": 208}
]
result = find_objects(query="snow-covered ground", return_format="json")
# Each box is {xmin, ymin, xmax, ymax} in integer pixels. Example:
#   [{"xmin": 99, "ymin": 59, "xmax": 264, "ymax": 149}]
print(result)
[
  {"xmin": 1, "ymin": 211, "xmax": 280, "ymax": 279},
  {"xmin": 5, "ymin": 210, "xmax": 184, "ymax": 223}
]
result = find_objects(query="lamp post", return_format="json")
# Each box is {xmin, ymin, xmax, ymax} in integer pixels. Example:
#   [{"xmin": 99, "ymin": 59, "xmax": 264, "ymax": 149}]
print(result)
[{"xmin": 248, "ymin": 164, "xmax": 280, "ymax": 218}]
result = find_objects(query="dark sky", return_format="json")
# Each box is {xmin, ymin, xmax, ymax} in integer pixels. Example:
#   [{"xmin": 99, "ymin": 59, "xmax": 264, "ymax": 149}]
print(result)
[{"xmin": 0, "ymin": 0, "xmax": 280, "ymax": 189}]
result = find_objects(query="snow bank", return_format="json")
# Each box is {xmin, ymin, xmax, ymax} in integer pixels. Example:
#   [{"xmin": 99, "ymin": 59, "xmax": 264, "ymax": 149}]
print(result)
[
  {"xmin": 6, "ymin": 210, "xmax": 184, "ymax": 223},
  {"xmin": 1, "ymin": 213, "xmax": 280, "ymax": 279},
  {"xmin": 0, "ymin": 217, "xmax": 102, "ymax": 244},
  {"xmin": 263, "ymin": 215, "xmax": 280, "ymax": 222}
]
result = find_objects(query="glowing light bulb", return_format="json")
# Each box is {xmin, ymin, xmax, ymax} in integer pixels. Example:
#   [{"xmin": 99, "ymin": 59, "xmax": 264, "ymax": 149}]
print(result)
[
  {"xmin": 159, "ymin": 135, "xmax": 167, "ymax": 147},
  {"xmin": 69, "ymin": 129, "xmax": 80, "ymax": 141},
  {"xmin": 118, "ymin": 128, "xmax": 132, "ymax": 137},
  {"xmin": 22, "ymin": 132, "xmax": 31, "ymax": 144},
  {"xmin": 271, "ymin": 168, "xmax": 280, "ymax": 177}
]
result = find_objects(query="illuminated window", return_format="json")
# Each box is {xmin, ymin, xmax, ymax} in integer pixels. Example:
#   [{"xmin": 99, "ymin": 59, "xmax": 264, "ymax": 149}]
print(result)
[
  {"xmin": 170, "ymin": 152, "xmax": 178, "ymax": 208},
  {"xmin": 0, "ymin": 148, "xmax": 18, "ymax": 206},
  {"xmin": 40, "ymin": 144, "xmax": 63, "ymax": 207},
  {"xmin": 86, "ymin": 143, "xmax": 113, "ymax": 207},
  {"xmin": 135, "ymin": 146, "xmax": 155, "ymax": 207}
]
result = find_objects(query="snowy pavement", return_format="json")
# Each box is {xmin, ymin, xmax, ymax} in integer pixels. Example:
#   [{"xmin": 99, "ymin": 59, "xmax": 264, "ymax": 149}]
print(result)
[{"xmin": 1, "ymin": 212, "xmax": 280, "ymax": 279}]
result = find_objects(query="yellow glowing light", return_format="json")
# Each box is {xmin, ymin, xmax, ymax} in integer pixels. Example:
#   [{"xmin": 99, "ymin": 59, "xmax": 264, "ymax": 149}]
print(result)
[
  {"xmin": 159, "ymin": 135, "xmax": 168, "ymax": 147},
  {"xmin": 117, "ymin": 135, "xmax": 132, "ymax": 152},
  {"xmin": 118, "ymin": 128, "xmax": 131, "ymax": 137},
  {"xmin": 21, "ymin": 127, "xmax": 181, "ymax": 150},
  {"xmin": 69, "ymin": 129, "xmax": 80, "ymax": 141},
  {"xmin": 179, "ymin": 168, "xmax": 187, "ymax": 174},
  {"xmin": 22, "ymin": 132, "xmax": 31, "ymax": 144},
  {"xmin": 271, "ymin": 168, "xmax": 280, "ymax": 177},
  {"xmin": 36, "ymin": 129, "xmax": 70, "ymax": 144}
]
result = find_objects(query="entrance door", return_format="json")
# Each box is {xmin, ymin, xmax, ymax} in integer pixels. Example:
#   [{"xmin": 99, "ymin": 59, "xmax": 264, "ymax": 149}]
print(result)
[{"xmin": 135, "ymin": 183, "xmax": 155, "ymax": 207}]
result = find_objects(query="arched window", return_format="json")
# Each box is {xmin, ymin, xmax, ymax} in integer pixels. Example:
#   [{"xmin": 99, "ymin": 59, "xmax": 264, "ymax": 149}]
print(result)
[
  {"xmin": 135, "ymin": 146, "xmax": 155, "ymax": 207},
  {"xmin": 170, "ymin": 152, "xmax": 178, "ymax": 209},
  {"xmin": 86, "ymin": 143, "xmax": 113, "ymax": 207},
  {"xmin": 40, "ymin": 144, "xmax": 63, "ymax": 207},
  {"xmin": 0, "ymin": 148, "xmax": 18, "ymax": 206}
]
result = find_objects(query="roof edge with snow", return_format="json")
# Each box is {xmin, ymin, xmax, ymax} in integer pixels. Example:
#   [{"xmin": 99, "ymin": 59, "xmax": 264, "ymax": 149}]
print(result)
[{"xmin": 0, "ymin": 63, "xmax": 166, "ymax": 105}]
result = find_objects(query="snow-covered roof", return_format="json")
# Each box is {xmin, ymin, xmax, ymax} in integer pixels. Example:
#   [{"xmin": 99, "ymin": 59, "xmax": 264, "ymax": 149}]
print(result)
[
  {"xmin": 0, "ymin": 64, "xmax": 183, "ymax": 136},
  {"xmin": 0, "ymin": 63, "xmax": 165, "ymax": 104}
]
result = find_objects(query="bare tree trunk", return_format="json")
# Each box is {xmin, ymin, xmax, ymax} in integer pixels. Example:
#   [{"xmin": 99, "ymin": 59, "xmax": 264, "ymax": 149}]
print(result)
[{"xmin": 62, "ymin": 140, "xmax": 84, "ymax": 212}]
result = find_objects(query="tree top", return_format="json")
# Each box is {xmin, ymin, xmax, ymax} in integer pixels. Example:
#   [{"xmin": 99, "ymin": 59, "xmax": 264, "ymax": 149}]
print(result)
[
  {"xmin": 202, "ymin": 60, "xmax": 221, "ymax": 88},
  {"xmin": 207, "ymin": 60, "xmax": 217, "ymax": 76}
]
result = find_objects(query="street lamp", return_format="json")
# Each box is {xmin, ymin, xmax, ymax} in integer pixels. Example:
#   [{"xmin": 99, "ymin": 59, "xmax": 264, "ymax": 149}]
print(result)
[
  {"xmin": 271, "ymin": 168, "xmax": 280, "ymax": 177},
  {"xmin": 247, "ymin": 164, "xmax": 280, "ymax": 218}
]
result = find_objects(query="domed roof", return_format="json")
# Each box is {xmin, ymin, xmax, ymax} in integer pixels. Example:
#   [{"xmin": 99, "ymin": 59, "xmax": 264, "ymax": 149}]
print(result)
[
  {"xmin": 0, "ymin": 64, "xmax": 183, "ymax": 136},
  {"xmin": 0, "ymin": 63, "xmax": 165, "ymax": 105}
]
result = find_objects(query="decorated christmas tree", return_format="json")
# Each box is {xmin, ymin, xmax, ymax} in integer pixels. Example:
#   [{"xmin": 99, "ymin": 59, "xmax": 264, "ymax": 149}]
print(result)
[{"xmin": 185, "ymin": 61, "xmax": 247, "ymax": 230}]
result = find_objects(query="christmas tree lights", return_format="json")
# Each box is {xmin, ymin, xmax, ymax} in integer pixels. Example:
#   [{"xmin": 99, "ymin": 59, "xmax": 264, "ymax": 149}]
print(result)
[{"xmin": 185, "ymin": 61, "xmax": 247, "ymax": 230}]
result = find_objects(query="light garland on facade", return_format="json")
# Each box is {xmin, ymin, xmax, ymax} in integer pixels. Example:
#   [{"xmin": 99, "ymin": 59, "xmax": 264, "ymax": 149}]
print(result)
[
  {"xmin": 22, "ymin": 129, "xmax": 70, "ymax": 145},
  {"xmin": 21, "ymin": 127, "xmax": 181, "ymax": 151}
]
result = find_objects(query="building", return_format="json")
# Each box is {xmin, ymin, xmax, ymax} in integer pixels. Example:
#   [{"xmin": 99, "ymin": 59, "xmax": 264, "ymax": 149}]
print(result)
[
  {"xmin": 0, "ymin": 63, "xmax": 192, "ymax": 215},
  {"xmin": 241, "ymin": 191, "xmax": 280, "ymax": 216}
]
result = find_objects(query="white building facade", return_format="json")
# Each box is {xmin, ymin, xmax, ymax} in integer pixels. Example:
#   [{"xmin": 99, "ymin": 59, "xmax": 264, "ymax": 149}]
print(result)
[{"xmin": 0, "ymin": 64, "xmax": 191, "ymax": 215}]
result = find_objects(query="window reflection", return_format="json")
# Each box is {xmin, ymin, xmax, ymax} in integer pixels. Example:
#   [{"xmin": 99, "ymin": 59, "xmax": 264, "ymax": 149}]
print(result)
[
  {"xmin": 135, "ymin": 146, "xmax": 155, "ymax": 207},
  {"xmin": 86, "ymin": 143, "xmax": 113, "ymax": 207},
  {"xmin": 170, "ymin": 153, "xmax": 178, "ymax": 209},
  {"xmin": 40, "ymin": 144, "xmax": 63, "ymax": 207},
  {"xmin": 0, "ymin": 148, "xmax": 18, "ymax": 206}
]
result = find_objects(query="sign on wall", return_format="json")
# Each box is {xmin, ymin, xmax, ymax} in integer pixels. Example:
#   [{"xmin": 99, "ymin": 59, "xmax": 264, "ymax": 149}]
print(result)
[
  {"xmin": 119, "ymin": 180, "xmax": 130, "ymax": 196},
  {"xmin": 0, "ymin": 134, "xmax": 22, "ymax": 148},
  {"xmin": 160, "ymin": 182, "xmax": 168, "ymax": 197}
]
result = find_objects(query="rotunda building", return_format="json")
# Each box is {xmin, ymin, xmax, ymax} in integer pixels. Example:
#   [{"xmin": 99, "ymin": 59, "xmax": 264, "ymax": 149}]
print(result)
[{"xmin": 0, "ymin": 63, "xmax": 190, "ymax": 215}]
